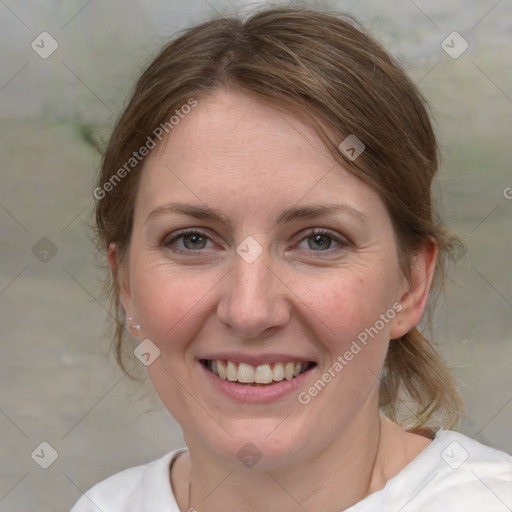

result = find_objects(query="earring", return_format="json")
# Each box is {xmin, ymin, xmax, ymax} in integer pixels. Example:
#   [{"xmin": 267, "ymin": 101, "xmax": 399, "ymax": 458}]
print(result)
[{"xmin": 126, "ymin": 316, "xmax": 141, "ymax": 340}]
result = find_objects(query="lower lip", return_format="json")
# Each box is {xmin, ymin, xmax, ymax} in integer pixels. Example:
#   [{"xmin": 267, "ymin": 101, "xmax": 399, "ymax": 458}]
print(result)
[{"xmin": 199, "ymin": 362, "xmax": 315, "ymax": 403}]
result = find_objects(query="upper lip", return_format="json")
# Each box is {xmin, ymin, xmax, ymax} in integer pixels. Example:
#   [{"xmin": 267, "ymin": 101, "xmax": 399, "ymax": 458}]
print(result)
[{"xmin": 199, "ymin": 352, "xmax": 316, "ymax": 366}]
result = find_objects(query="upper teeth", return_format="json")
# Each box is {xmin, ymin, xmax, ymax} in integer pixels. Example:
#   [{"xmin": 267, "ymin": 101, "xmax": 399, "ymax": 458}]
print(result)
[{"xmin": 207, "ymin": 360, "xmax": 309, "ymax": 384}]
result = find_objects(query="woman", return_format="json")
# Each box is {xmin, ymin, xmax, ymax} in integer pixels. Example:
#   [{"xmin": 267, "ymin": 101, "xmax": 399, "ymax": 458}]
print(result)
[{"xmin": 72, "ymin": 6, "xmax": 512, "ymax": 511}]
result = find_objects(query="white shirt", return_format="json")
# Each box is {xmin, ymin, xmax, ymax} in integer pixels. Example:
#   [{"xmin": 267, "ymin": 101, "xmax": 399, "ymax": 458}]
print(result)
[{"xmin": 70, "ymin": 430, "xmax": 512, "ymax": 511}]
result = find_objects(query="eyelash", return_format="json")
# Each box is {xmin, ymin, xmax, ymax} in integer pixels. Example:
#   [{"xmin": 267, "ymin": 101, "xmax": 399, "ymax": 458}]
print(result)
[{"xmin": 161, "ymin": 228, "xmax": 349, "ymax": 255}]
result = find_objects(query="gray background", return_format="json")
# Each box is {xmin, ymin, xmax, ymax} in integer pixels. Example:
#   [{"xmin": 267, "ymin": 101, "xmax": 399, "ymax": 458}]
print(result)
[{"xmin": 0, "ymin": 0, "xmax": 511, "ymax": 510}]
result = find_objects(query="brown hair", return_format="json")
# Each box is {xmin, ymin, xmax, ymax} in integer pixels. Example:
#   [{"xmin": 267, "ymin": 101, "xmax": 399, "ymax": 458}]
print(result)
[{"xmin": 94, "ymin": 6, "xmax": 463, "ymax": 432}]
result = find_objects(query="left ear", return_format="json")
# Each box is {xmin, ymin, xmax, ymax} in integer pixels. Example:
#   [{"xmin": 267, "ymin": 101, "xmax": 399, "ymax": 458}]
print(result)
[{"xmin": 389, "ymin": 240, "xmax": 438, "ymax": 339}]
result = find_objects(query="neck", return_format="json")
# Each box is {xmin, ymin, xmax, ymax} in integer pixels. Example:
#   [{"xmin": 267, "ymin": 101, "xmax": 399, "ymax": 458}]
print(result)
[{"xmin": 179, "ymin": 407, "xmax": 393, "ymax": 512}]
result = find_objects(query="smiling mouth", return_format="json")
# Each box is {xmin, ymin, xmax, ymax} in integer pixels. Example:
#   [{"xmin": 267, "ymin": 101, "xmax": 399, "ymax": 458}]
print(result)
[{"xmin": 201, "ymin": 359, "xmax": 316, "ymax": 385}]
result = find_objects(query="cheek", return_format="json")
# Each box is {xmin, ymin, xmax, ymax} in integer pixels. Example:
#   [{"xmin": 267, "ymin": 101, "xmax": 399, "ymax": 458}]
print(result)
[
  {"xmin": 293, "ymin": 272, "xmax": 395, "ymax": 418},
  {"xmin": 130, "ymin": 260, "xmax": 220, "ymax": 351},
  {"xmin": 130, "ymin": 262, "xmax": 221, "ymax": 423},
  {"xmin": 292, "ymin": 265, "xmax": 398, "ymax": 405},
  {"xmin": 297, "ymin": 268, "xmax": 396, "ymax": 348}
]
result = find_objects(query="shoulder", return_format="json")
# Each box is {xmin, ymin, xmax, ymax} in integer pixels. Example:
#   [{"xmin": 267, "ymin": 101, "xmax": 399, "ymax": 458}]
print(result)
[
  {"xmin": 433, "ymin": 430, "xmax": 512, "ymax": 479},
  {"xmin": 350, "ymin": 430, "xmax": 512, "ymax": 511},
  {"xmin": 415, "ymin": 430, "xmax": 512, "ymax": 510},
  {"xmin": 433, "ymin": 431, "xmax": 511, "ymax": 481},
  {"xmin": 70, "ymin": 449, "xmax": 186, "ymax": 512},
  {"xmin": 403, "ymin": 430, "xmax": 512, "ymax": 509}
]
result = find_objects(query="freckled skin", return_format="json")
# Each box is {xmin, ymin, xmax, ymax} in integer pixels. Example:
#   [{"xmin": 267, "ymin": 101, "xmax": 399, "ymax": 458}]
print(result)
[{"xmin": 110, "ymin": 89, "xmax": 436, "ymax": 511}]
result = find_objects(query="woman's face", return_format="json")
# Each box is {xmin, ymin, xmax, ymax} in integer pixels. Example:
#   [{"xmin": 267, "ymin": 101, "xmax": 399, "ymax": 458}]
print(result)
[{"xmin": 116, "ymin": 89, "xmax": 419, "ymax": 468}]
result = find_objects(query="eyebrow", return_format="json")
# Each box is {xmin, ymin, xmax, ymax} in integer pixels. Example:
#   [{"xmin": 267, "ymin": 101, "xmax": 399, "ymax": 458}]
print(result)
[{"xmin": 145, "ymin": 201, "xmax": 368, "ymax": 227}]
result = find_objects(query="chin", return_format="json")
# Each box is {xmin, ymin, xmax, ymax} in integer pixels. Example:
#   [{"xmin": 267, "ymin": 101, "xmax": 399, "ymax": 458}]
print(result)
[{"xmin": 192, "ymin": 418, "xmax": 313, "ymax": 471}]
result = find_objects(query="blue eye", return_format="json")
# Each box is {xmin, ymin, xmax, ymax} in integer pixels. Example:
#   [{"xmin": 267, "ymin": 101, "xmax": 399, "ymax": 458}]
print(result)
[
  {"xmin": 307, "ymin": 233, "xmax": 335, "ymax": 250},
  {"xmin": 163, "ymin": 230, "xmax": 213, "ymax": 252},
  {"xmin": 161, "ymin": 228, "xmax": 348, "ymax": 256},
  {"xmin": 181, "ymin": 233, "xmax": 208, "ymax": 250},
  {"xmin": 297, "ymin": 230, "xmax": 346, "ymax": 252}
]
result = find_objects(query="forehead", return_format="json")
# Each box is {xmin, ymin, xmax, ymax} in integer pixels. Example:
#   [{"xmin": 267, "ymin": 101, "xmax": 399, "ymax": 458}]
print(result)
[
  {"xmin": 135, "ymin": 89, "xmax": 385, "ymax": 223},
  {"xmin": 152, "ymin": 89, "xmax": 334, "ymax": 173}
]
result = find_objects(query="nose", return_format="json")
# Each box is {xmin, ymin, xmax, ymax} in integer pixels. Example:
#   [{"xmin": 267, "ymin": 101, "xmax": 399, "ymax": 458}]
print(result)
[{"xmin": 216, "ymin": 248, "xmax": 291, "ymax": 339}]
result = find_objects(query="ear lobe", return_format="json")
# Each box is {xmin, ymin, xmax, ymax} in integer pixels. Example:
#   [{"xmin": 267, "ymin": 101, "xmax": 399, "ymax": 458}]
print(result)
[
  {"xmin": 108, "ymin": 243, "xmax": 133, "ymax": 315},
  {"xmin": 389, "ymin": 241, "xmax": 438, "ymax": 339}
]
